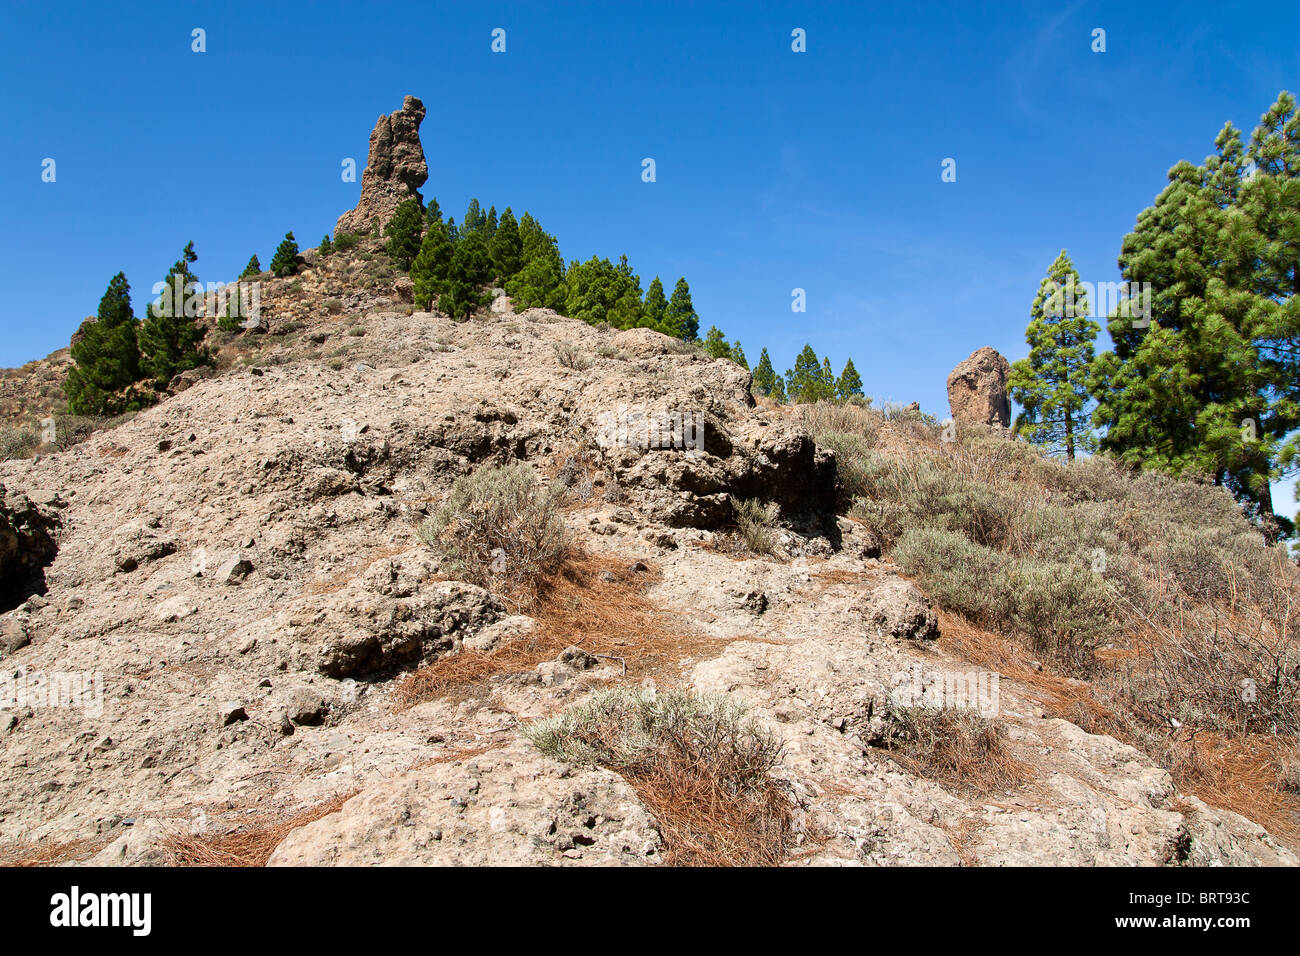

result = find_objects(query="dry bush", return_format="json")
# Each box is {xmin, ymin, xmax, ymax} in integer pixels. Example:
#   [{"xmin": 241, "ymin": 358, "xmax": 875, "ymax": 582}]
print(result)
[
  {"xmin": 161, "ymin": 791, "xmax": 356, "ymax": 867},
  {"xmin": 417, "ymin": 461, "xmax": 567, "ymax": 610},
  {"xmin": 553, "ymin": 341, "xmax": 590, "ymax": 370},
  {"xmin": 525, "ymin": 688, "xmax": 793, "ymax": 866},
  {"xmin": 873, "ymin": 705, "xmax": 1030, "ymax": 795}
]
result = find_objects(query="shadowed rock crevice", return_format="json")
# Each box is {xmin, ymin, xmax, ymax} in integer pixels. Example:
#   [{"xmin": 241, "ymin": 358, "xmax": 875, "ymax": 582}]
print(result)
[{"xmin": 0, "ymin": 485, "xmax": 59, "ymax": 612}]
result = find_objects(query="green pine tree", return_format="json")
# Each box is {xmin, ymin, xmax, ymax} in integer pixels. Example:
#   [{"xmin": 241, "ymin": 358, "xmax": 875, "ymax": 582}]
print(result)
[
  {"xmin": 663, "ymin": 278, "xmax": 699, "ymax": 340},
  {"xmin": 1008, "ymin": 250, "xmax": 1099, "ymax": 460},
  {"xmin": 770, "ymin": 374, "xmax": 788, "ymax": 404},
  {"xmin": 820, "ymin": 358, "xmax": 836, "ymax": 400},
  {"xmin": 64, "ymin": 272, "xmax": 148, "ymax": 415},
  {"xmin": 836, "ymin": 358, "xmax": 864, "ymax": 399},
  {"xmin": 488, "ymin": 207, "xmax": 523, "ymax": 281},
  {"xmin": 240, "ymin": 254, "xmax": 261, "ymax": 279},
  {"xmin": 439, "ymin": 231, "xmax": 492, "ymax": 319},
  {"xmin": 384, "ymin": 200, "xmax": 424, "ymax": 271},
  {"xmin": 410, "ymin": 219, "xmax": 454, "ymax": 311},
  {"xmin": 138, "ymin": 242, "xmax": 209, "ymax": 386},
  {"xmin": 1091, "ymin": 93, "xmax": 1299, "ymax": 532},
  {"xmin": 730, "ymin": 340, "xmax": 749, "ymax": 369},
  {"xmin": 270, "ymin": 232, "xmax": 300, "ymax": 278},
  {"xmin": 785, "ymin": 345, "xmax": 823, "ymax": 404},
  {"xmin": 643, "ymin": 277, "xmax": 668, "ymax": 331},
  {"xmin": 703, "ymin": 326, "xmax": 731, "ymax": 359},
  {"xmin": 563, "ymin": 256, "xmax": 642, "ymax": 327},
  {"xmin": 319, "ymin": 234, "xmax": 333, "ymax": 256},
  {"xmin": 752, "ymin": 348, "xmax": 777, "ymax": 396}
]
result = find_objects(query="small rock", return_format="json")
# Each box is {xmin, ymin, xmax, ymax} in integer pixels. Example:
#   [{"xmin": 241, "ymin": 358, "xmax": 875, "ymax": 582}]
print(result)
[{"xmin": 220, "ymin": 702, "xmax": 248, "ymax": 726}]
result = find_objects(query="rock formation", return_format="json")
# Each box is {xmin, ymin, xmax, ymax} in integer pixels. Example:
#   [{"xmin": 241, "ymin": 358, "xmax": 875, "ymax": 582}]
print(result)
[
  {"xmin": 0, "ymin": 484, "xmax": 59, "ymax": 611},
  {"xmin": 947, "ymin": 346, "xmax": 1011, "ymax": 427},
  {"xmin": 335, "ymin": 96, "xmax": 429, "ymax": 236}
]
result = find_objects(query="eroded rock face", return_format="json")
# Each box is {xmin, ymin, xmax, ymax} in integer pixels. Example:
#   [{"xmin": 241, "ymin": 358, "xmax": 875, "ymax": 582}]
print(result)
[
  {"xmin": 335, "ymin": 95, "xmax": 429, "ymax": 236},
  {"xmin": 947, "ymin": 346, "xmax": 1011, "ymax": 427},
  {"xmin": 0, "ymin": 484, "xmax": 58, "ymax": 611}
]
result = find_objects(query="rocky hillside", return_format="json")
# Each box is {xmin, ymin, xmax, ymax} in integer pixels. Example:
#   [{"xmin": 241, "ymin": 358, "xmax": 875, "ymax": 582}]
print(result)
[
  {"xmin": 1, "ymin": 94, "xmax": 1295, "ymax": 868},
  {"xmin": 0, "ymin": 277, "xmax": 1295, "ymax": 865}
]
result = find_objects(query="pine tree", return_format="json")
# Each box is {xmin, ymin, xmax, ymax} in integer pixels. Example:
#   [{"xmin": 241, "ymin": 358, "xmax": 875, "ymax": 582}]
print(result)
[
  {"xmin": 663, "ymin": 278, "xmax": 699, "ymax": 340},
  {"xmin": 1091, "ymin": 94, "xmax": 1299, "ymax": 531},
  {"xmin": 439, "ymin": 231, "xmax": 491, "ymax": 319},
  {"xmin": 462, "ymin": 199, "xmax": 485, "ymax": 236},
  {"xmin": 643, "ymin": 277, "xmax": 668, "ymax": 330},
  {"xmin": 784, "ymin": 345, "xmax": 823, "ymax": 403},
  {"xmin": 424, "ymin": 198, "xmax": 443, "ymax": 226},
  {"xmin": 270, "ymin": 232, "xmax": 300, "ymax": 278},
  {"xmin": 488, "ymin": 207, "xmax": 523, "ymax": 281},
  {"xmin": 319, "ymin": 234, "xmax": 333, "ymax": 256},
  {"xmin": 703, "ymin": 326, "xmax": 731, "ymax": 358},
  {"xmin": 820, "ymin": 357, "xmax": 836, "ymax": 399},
  {"xmin": 138, "ymin": 242, "xmax": 209, "ymax": 386},
  {"xmin": 836, "ymin": 358, "xmax": 863, "ymax": 399},
  {"xmin": 410, "ymin": 219, "xmax": 454, "ymax": 311},
  {"xmin": 730, "ymin": 340, "xmax": 749, "ymax": 369},
  {"xmin": 1008, "ymin": 250, "xmax": 1099, "ymax": 460},
  {"xmin": 512, "ymin": 215, "xmax": 566, "ymax": 311},
  {"xmin": 752, "ymin": 348, "xmax": 777, "ymax": 396},
  {"xmin": 770, "ymin": 374, "xmax": 788, "ymax": 404},
  {"xmin": 563, "ymin": 256, "xmax": 642, "ymax": 327},
  {"xmin": 384, "ymin": 200, "xmax": 424, "ymax": 271},
  {"xmin": 240, "ymin": 255, "xmax": 261, "ymax": 278},
  {"xmin": 485, "ymin": 206, "xmax": 498, "ymax": 240},
  {"xmin": 64, "ymin": 272, "xmax": 148, "ymax": 415}
]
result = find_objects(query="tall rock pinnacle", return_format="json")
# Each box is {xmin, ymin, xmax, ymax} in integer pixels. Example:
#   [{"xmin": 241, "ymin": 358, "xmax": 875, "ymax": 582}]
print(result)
[
  {"xmin": 947, "ymin": 346, "xmax": 1012, "ymax": 427},
  {"xmin": 335, "ymin": 95, "xmax": 428, "ymax": 236}
]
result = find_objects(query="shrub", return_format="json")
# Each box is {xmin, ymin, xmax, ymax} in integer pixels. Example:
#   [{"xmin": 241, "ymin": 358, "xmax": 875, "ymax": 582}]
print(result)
[
  {"xmin": 417, "ymin": 461, "xmax": 567, "ymax": 607},
  {"xmin": 525, "ymin": 688, "xmax": 792, "ymax": 865},
  {"xmin": 730, "ymin": 496, "xmax": 779, "ymax": 555},
  {"xmin": 553, "ymin": 342, "xmax": 590, "ymax": 370},
  {"xmin": 332, "ymin": 232, "xmax": 361, "ymax": 254}
]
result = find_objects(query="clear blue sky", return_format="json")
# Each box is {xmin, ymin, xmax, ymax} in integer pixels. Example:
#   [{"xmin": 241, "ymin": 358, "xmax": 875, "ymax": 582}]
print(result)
[{"xmin": 2, "ymin": 1, "xmax": 1298, "ymax": 498}]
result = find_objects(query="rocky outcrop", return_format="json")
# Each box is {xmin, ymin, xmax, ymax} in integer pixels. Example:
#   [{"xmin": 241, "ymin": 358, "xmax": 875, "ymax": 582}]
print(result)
[
  {"xmin": 947, "ymin": 346, "xmax": 1011, "ymax": 427},
  {"xmin": 335, "ymin": 95, "xmax": 429, "ymax": 236}
]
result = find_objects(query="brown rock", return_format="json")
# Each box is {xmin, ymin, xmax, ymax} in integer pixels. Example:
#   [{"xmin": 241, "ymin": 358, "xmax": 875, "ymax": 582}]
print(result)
[
  {"xmin": 947, "ymin": 346, "xmax": 1011, "ymax": 427},
  {"xmin": 335, "ymin": 96, "xmax": 428, "ymax": 236}
]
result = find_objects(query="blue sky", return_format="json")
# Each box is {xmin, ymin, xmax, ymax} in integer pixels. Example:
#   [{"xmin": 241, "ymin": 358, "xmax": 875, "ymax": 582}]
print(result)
[{"xmin": 2, "ymin": 1, "xmax": 1298, "ymax": 500}]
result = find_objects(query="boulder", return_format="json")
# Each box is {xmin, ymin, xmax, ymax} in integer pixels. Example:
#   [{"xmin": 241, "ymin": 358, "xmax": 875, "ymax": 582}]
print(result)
[
  {"xmin": 947, "ymin": 347, "xmax": 1011, "ymax": 427},
  {"xmin": 862, "ymin": 578, "xmax": 939, "ymax": 640}
]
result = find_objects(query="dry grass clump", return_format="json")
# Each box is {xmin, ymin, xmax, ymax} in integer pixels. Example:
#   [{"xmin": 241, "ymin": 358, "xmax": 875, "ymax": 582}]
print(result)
[
  {"xmin": 525, "ymin": 688, "xmax": 794, "ymax": 866},
  {"xmin": 873, "ymin": 705, "xmax": 1030, "ymax": 795},
  {"xmin": 730, "ymin": 496, "xmax": 779, "ymax": 555},
  {"xmin": 160, "ymin": 791, "xmax": 356, "ymax": 867},
  {"xmin": 417, "ymin": 461, "xmax": 568, "ymax": 610},
  {"xmin": 391, "ymin": 551, "xmax": 724, "ymax": 709}
]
